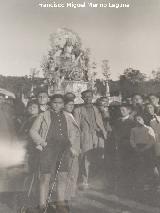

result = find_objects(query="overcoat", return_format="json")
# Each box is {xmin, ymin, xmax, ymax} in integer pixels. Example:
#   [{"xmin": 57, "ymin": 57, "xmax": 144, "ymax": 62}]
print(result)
[
  {"xmin": 29, "ymin": 110, "xmax": 81, "ymax": 155},
  {"xmin": 74, "ymin": 105, "xmax": 107, "ymax": 153}
]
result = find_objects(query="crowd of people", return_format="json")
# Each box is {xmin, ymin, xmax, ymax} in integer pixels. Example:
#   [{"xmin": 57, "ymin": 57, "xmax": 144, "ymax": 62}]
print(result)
[{"xmin": 0, "ymin": 90, "xmax": 160, "ymax": 212}]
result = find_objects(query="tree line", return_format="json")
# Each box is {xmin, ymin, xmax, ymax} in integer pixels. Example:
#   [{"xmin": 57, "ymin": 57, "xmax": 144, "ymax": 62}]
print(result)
[{"xmin": 1, "ymin": 68, "xmax": 160, "ymax": 98}]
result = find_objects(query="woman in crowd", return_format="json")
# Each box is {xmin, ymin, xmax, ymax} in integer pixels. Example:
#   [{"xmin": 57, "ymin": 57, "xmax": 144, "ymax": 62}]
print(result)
[
  {"xmin": 19, "ymin": 100, "xmax": 40, "ymax": 208},
  {"xmin": 144, "ymin": 103, "xmax": 160, "ymax": 191},
  {"xmin": 130, "ymin": 114, "xmax": 156, "ymax": 190},
  {"xmin": 19, "ymin": 100, "xmax": 40, "ymax": 173},
  {"xmin": 130, "ymin": 94, "xmax": 145, "ymax": 119},
  {"xmin": 148, "ymin": 94, "xmax": 160, "ymax": 115},
  {"xmin": 112, "ymin": 104, "xmax": 136, "ymax": 194}
]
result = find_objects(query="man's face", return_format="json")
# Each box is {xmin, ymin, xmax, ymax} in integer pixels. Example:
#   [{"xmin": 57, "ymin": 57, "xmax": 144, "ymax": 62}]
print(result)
[
  {"xmin": 132, "ymin": 95, "xmax": 143, "ymax": 106},
  {"xmin": 64, "ymin": 101, "xmax": 74, "ymax": 113},
  {"xmin": 98, "ymin": 102, "xmax": 108, "ymax": 113},
  {"xmin": 120, "ymin": 106, "xmax": 130, "ymax": 117},
  {"xmin": 145, "ymin": 104, "xmax": 155, "ymax": 115},
  {"xmin": 82, "ymin": 92, "xmax": 93, "ymax": 104},
  {"xmin": 149, "ymin": 95, "xmax": 159, "ymax": 107},
  {"xmin": 28, "ymin": 104, "xmax": 39, "ymax": 116},
  {"xmin": 51, "ymin": 98, "xmax": 64, "ymax": 113},
  {"xmin": 38, "ymin": 92, "xmax": 48, "ymax": 105}
]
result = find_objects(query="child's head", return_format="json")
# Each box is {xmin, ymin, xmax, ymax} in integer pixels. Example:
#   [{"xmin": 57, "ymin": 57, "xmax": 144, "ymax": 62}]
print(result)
[
  {"xmin": 50, "ymin": 94, "xmax": 64, "ymax": 113},
  {"xmin": 135, "ymin": 115, "xmax": 144, "ymax": 126},
  {"xmin": 96, "ymin": 97, "xmax": 109, "ymax": 113},
  {"xmin": 64, "ymin": 98, "xmax": 74, "ymax": 113},
  {"xmin": 81, "ymin": 90, "xmax": 93, "ymax": 104},
  {"xmin": 120, "ymin": 104, "xmax": 131, "ymax": 117},
  {"xmin": 37, "ymin": 90, "xmax": 49, "ymax": 106},
  {"xmin": 145, "ymin": 103, "xmax": 155, "ymax": 115},
  {"xmin": 148, "ymin": 94, "xmax": 159, "ymax": 107},
  {"xmin": 27, "ymin": 100, "xmax": 39, "ymax": 116},
  {"xmin": 132, "ymin": 93, "xmax": 144, "ymax": 107}
]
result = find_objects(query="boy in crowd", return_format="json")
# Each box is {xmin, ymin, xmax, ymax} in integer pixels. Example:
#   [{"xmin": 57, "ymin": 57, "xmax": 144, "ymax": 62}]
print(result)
[
  {"xmin": 113, "ymin": 104, "xmax": 135, "ymax": 194},
  {"xmin": 144, "ymin": 103, "xmax": 159, "ymax": 125},
  {"xmin": 20, "ymin": 100, "xmax": 39, "ymax": 173},
  {"xmin": 148, "ymin": 94, "xmax": 160, "ymax": 115},
  {"xmin": 130, "ymin": 93, "xmax": 144, "ymax": 119},
  {"xmin": 30, "ymin": 94, "xmax": 80, "ymax": 212},
  {"xmin": 18, "ymin": 100, "xmax": 40, "ymax": 208},
  {"xmin": 130, "ymin": 114, "xmax": 156, "ymax": 190},
  {"xmin": 37, "ymin": 90, "xmax": 50, "ymax": 113}
]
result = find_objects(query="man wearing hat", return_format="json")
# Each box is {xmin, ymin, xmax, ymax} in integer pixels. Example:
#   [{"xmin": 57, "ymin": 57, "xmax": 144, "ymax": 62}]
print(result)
[{"xmin": 74, "ymin": 90, "xmax": 107, "ymax": 189}]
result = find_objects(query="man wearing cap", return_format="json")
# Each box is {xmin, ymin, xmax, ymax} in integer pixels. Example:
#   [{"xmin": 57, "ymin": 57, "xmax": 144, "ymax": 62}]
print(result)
[
  {"xmin": 74, "ymin": 90, "xmax": 107, "ymax": 189},
  {"xmin": 64, "ymin": 92, "xmax": 76, "ymax": 102},
  {"xmin": 30, "ymin": 94, "xmax": 80, "ymax": 212}
]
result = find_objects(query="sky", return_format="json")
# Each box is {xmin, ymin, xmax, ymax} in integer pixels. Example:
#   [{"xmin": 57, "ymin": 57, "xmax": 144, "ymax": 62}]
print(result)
[{"xmin": 0, "ymin": 0, "xmax": 160, "ymax": 80}]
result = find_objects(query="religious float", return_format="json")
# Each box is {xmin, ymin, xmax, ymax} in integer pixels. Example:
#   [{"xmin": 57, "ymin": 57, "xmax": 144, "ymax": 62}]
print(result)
[{"xmin": 40, "ymin": 28, "xmax": 101, "ymax": 103}]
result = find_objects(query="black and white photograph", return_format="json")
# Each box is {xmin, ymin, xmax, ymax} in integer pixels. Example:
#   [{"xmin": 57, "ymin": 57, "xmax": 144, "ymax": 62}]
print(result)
[{"xmin": 0, "ymin": 0, "xmax": 160, "ymax": 212}]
